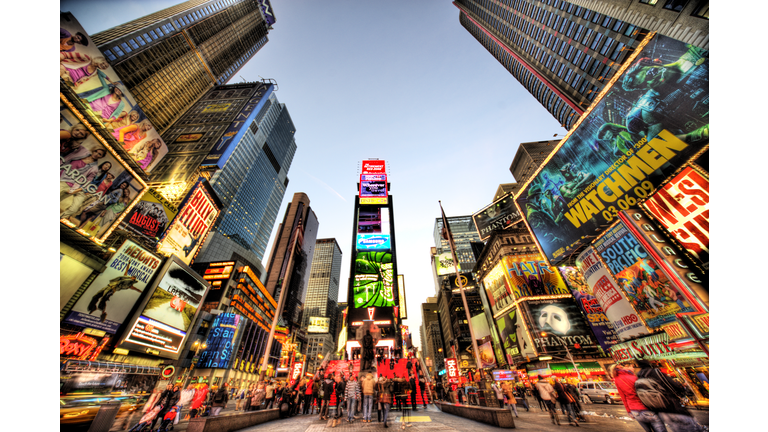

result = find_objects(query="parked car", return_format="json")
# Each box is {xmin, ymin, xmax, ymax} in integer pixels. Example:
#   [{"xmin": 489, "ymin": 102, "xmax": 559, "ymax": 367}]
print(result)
[{"xmin": 577, "ymin": 381, "xmax": 622, "ymax": 404}]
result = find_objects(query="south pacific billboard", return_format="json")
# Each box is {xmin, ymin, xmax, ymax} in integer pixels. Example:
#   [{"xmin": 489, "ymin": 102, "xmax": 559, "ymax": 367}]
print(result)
[
  {"xmin": 61, "ymin": 13, "xmax": 169, "ymax": 173},
  {"xmin": 515, "ymin": 34, "xmax": 709, "ymax": 263},
  {"xmin": 593, "ymin": 221, "xmax": 696, "ymax": 330},
  {"xmin": 65, "ymin": 240, "xmax": 163, "ymax": 333}
]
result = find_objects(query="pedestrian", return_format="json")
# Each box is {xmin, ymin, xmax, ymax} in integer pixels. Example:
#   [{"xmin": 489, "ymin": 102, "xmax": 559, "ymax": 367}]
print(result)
[
  {"xmin": 321, "ymin": 374, "xmax": 333, "ymax": 420},
  {"xmin": 435, "ymin": 380, "xmax": 444, "ymax": 402},
  {"xmin": 345, "ymin": 375, "xmax": 361, "ymax": 423},
  {"xmin": 128, "ymin": 404, "xmax": 162, "ymax": 431},
  {"xmin": 513, "ymin": 386, "xmax": 531, "ymax": 411},
  {"xmin": 608, "ymin": 363, "xmax": 668, "ymax": 432},
  {"xmin": 502, "ymin": 381, "xmax": 519, "ymax": 417},
  {"xmin": 150, "ymin": 384, "xmax": 179, "ymax": 430},
  {"xmin": 361, "ymin": 373, "xmax": 375, "ymax": 422},
  {"xmin": 492, "ymin": 381, "xmax": 505, "ymax": 408},
  {"xmin": 409, "ymin": 374, "xmax": 419, "ymax": 411},
  {"xmin": 265, "ymin": 380, "xmax": 276, "ymax": 409},
  {"xmin": 312, "ymin": 376, "xmax": 321, "ymax": 415},
  {"xmin": 157, "ymin": 405, "xmax": 181, "ymax": 432},
  {"xmin": 235, "ymin": 386, "xmax": 246, "ymax": 411},
  {"xmin": 188, "ymin": 384, "xmax": 208, "ymax": 418},
  {"xmin": 635, "ymin": 360, "xmax": 704, "ymax": 432},
  {"xmin": 531, "ymin": 383, "xmax": 546, "ymax": 410},
  {"xmin": 251, "ymin": 382, "xmax": 266, "ymax": 411},
  {"xmin": 378, "ymin": 376, "xmax": 394, "ymax": 428},
  {"xmin": 332, "ymin": 374, "xmax": 346, "ymax": 427},
  {"xmin": 302, "ymin": 378, "xmax": 314, "ymax": 415},
  {"xmin": 565, "ymin": 382, "xmax": 583, "ymax": 420},
  {"xmin": 553, "ymin": 379, "xmax": 579, "ymax": 426},
  {"xmin": 178, "ymin": 384, "xmax": 196, "ymax": 421},
  {"xmin": 210, "ymin": 383, "xmax": 229, "ymax": 416},
  {"xmin": 401, "ymin": 375, "xmax": 413, "ymax": 428},
  {"xmin": 535, "ymin": 375, "xmax": 560, "ymax": 426}
]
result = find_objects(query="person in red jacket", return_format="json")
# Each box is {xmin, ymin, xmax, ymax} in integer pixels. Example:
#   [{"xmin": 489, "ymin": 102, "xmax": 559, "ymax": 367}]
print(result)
[{"xmin": 608, "ymin": 364, "xmax": 668, "ymax": 432}]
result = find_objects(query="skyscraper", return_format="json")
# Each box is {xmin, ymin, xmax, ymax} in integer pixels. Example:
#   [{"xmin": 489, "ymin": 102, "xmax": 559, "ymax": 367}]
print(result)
[
  {"xmin": 433, "ymin": 216, "xmax": 482, "ymax": 269},
  {"xmin": 453, "ymin": 0, "xmax": 646, "ymax": 129},
  {"xmin": 302, "ymin": 239, "xmax": 343, "ymax": 336},
  {"xmin": 509, "ymin": 139, "xmax": 559, "ymax": 184},
  {"xmin": 90, "ymin": 0, "xmax": 274, "ymax": 132},
  {"xmin": 264, "ymin": 193, "xmax": 319, "ymax": 337}
]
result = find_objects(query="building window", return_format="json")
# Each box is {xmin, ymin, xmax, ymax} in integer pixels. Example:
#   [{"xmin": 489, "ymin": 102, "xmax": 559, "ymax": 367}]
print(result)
[
  {"xmin": 156, "ymin": 27, "xmax": 164, "ymax": 36},
  {"xmin": 142, "ymin": 33, "xmax": 152, "ymax": 44},
  {"xmin": 663, "ymin": 0, "xmax": 688, "ymax": 11},
  {"xmin": 639, "ymin": 0, "xmax": 659, "ymax": 5},
  {"xmin": 692, "ymin": 1, "xmax": 708, "ymax": 18},
  {"xmin": 120, "ymin": 42, "xmax": 132, "ymax": 53},
  {"xmin": 149, "ymin": 30, "xmax": 158, "ymax": 39},
  {"xmin": 136, "ymin": 37, "xmax": 145, "ymax": 46},
  {"xmin": 624, "ymin": 25, "xmax": 637, "ymax": 37},
  {"xmin": 104, "ymin": 49, "xmax": 116, "ymax": 61}
]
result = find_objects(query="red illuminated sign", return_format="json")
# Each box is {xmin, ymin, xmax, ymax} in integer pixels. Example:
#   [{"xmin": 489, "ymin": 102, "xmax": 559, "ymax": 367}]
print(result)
[
  {"xmin": 290, "ymin": 362, "xmax": 304, "ymax": 386},
  {"xmin": 445, "ymin": 358, "xmax": 459, "ymax": 381},
  {"xmin": 361, "ymin": 160, "xmax": 386, "ymax": 175},
  {"xmin": 60, "ymin": 333, "xmax": 106, "ymax": 360}
]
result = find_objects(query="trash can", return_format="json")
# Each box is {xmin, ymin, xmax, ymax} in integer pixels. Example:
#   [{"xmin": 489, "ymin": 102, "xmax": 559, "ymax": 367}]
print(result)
[{"xmin": 86, "ymin": 401, "xmax": 121, "ymax": 432}]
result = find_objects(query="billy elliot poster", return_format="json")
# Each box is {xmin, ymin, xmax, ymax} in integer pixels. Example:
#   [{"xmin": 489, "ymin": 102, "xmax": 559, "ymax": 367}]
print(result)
[{"xmin": 515, "ymin": 34, "xmax": 709, "ymax": 263}]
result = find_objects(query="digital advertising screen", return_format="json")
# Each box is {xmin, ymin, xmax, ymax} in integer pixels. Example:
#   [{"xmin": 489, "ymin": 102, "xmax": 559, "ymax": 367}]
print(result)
[
  {"xmin": 357, "ymin": 207, "xmax": 389, "ymax": 234},
  {"xmin": 642, "ymin": 167, "xmax": 709, "ymax": 269},
  {"xmin": 197, "ymin": 313, "xmax": 244, "ymax": 369},
  {"xmin": 308, "ymin": 316, "xmax": 330, "ymax": 333},
  {"xmin": 121, "ymin": 187, "xmax": 178, "ymax": 239},
  {"xmin": 59, "ymin": 100, "xmax": 146, "ymax": 242},
  {"xmin": 515, "ymin": 34, "xmax": 709, "ymax": 264},
  {"xmin": 558, "ymin": 266, "xmax": 619, "ymax": 351},
  {"xmin": 157, "ymin": 179, "xmax": 220, "ymax": 264},
  {"xmin": 64, "ymin": 240, "xmax": 162, "ymax": 333},
  {"xmin": 361, "ymin": 160, "xmax": 386, "ymax": 175},
  {"xmin": 118, "ymin": 257, "xmax": 209, "ymax": 359},
  {"xmin": 353, "ymin": 251, "xmax": 395, "ymax": 308},
  {"xmin": 356, "ymin": 234, "xmax": 391, "ymax": 250},
  {"xmin": 593, "ymin": 221, "xmax": 696, "ymax": 330},
  {"xmin": 61, "ymin": 13, "xmax": 169, "ymax": 172},
  {"xmin": 359, "ymin": 174, "xmax": 388, "ymax": 205},
  {"xmin": 501, "ymin": 253, "xmax": 570, "ymax": 300},
  {"xmin": 520, "ymin": 297, "xmax": 600, "ymax": 354},
  {"xmin": 472, "ymin": 192, "xmax": 523, "ymax": 241}
]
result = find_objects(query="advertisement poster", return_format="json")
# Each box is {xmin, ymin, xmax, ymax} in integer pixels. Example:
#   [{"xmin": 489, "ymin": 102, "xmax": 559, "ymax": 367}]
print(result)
[
  {"xmin": 501, "ymin": 253, "xmax": 570, "ymax": 299},
  {"xmin": 119, "ymin": 259, "xmax": 209, "ymax": 359},
  {"xmin": 435, "ymin": 251, "xmax": 460, "ymax": 276},
  {"xmin": 60, "ymin": 254, "xmax": 95, "ymax": 310},
  {"xmin": 357, "ymin": 207, "xmax": 389, "ymax": 234},
  {"xmin": 594, "ymin": 222, "xmax": 696, "ymax": 329},
  {"xmin": 558, "ymin": 266, "xmax": 619, "ymax": 350},
  {"xmin": 60, "ymin": 101, "xmax": 145, "ymax": 241},
  {"xmin": 397, "ymin": 275, "xmax": 407, "ymax": 319},
  {"xmin": 361, "ymin": 160, "xmax": 386, "ymax": 175},
  {"xmin": 157, "ymin": 180, "xmax": 220, "ymax": 264},
  {"xmin": 65, "ymin": 240, "xmax": 162, "ymax": 333},
  {"xmin": 521, "ymin": 297, "xmax": 599, "ymax": 354},
  {"xmin": 308, "ymin": 316, "xmax": 330, "ymax": 333},
  {"xmin": 472, "ymin": 192, "xmax": 523, "ymax": 241},
  {"xmin": 478, "ymin": 341, "xmax": 497, "ymax": 368},
  {"xmin": 515, "ymin": 35, "xmax": 709, "ymax": 263},
  {"xmin": 353, "ymin": 251, "xmax": 395, "ymax": 308},
  {"xmin": 483, "ymin": 262, "xmax": 513, "ymax": 316},
  {"xmin": 576, "ymin": 247, "xmax": 649, "ymax": 340},
  {"xmin": 197, "ymin": 313, "xmax": 244, "ymax": 369},
  {"xmin": 122, "ymin": 188, "xmax": 178, "ymax": 239},
  {"xmin": 642, "ymin": 167, "xmax": 709, "ymax": 269},
  {"xmin": 359, "ymin": 174, "xmax": 388, "ymax": 205},
  {"xmin": 61, "ymin": 13, "xmax": 169, "ymax": 172},
  {"xmin": 448, "ymin": 272, "xmax": 476, "ymax": 291},
  {"xmin": 356, "ymin": 234, "xmax": 391, "ymax": 250},
  {"xmin": 495, "ymin": 308, "xmax": 523, "ymax": 364}
]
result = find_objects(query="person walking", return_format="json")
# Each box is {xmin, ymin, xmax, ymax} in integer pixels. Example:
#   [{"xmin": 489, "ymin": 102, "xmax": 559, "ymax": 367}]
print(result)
[
  {"xmin": 150, "ymin": 384, "xmax": 179, "ymax": 430},
  {"xmin": 251, "ymin": 383, "xmax": 266, "ymax": 411},
  {"xmin": 409, "ymin": 374, "xmax": 419, "ymax": 412},
  {"xmin": 332, "ymin": 374, "xmax": 346, "ymax": 427},
  {"xmin": 553, "ymin": 379, "xmax": 579, "ymax": 426},
  {"xmin": 265, "ymin": 381, "xmax": 276, "ymax": 409},
  {"xmin": 235, "ymin": 386, "xmax": 245, "ymax": 411},
  {"xmin": 378, "ymin": 376, "xmax": 394, "ymax": 428},
  {"xmin": 321, "ymin": 374, "xmax": 334, "ymax": 420},
  {"xmin": 531, "ymin": 383, "xmax": 546, "ymax": 410},
  {"xmin": 492, "ymin": 381, "xmax": 505, "ymax": 408},
  {"xmin": 635, "ymin": 360, "xmax": 704, "ymax": 432},
  {"xmin": 311, "ymin": 376, "xmax": 321, "ymax": 415},
  {"xmin": 502, "ymin": 381, "xmax": 519, "ymax": 417},
  {"xmin": 566, "ymin": 382, "xmax": 583, "ymax": 420},
  {"xmin": 345, "ymin": 375, "xmax": 361, "ymax": 423},
  {"xmin": 514, "ymin": 386, "xmax": 531, "ymax": 411},
  {"xmin": 303, "ymin": 378, "xmax": 314, "ymax": 415},
  {"xmin": 608, "ymin": 364, "xmax": 668, "ymax": 432},
  {"xmin": 535, "ymin": 376, "xmax": 560, "ymax": 425},
  {"xmin": 361, "ymin": 373, "xmax": 375, "ymax": 422},
  {"xmin": 210, "ymin": 383, "xmax": 229, "ymax": 417},
  {"xmin": 178, "ymin": 384, "xmax": 195, "ymax": 422}
]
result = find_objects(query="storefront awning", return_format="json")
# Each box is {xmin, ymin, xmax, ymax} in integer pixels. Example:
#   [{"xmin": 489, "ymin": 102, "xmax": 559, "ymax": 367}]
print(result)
[
  {"xmin": 549, "ymin": 362, "xmax": 606, "ymax": 376},
  {"xmin": 62, "ymin": 359, "xmax": 162, "ymax": 375}
]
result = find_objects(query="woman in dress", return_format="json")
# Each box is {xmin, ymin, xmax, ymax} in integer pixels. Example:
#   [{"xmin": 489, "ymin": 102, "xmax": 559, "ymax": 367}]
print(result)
[
  {"xmin": 116, "ymin": 121, "xmax": 154, "ymax": 151},
  {"xmin": 129, "ymin": 138, "xmax": 162, "ymax": 170}
]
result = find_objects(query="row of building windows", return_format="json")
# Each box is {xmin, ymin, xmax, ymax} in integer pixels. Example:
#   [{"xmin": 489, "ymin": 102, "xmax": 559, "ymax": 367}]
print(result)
[{"xmin": 638, "ymin": 0, "xmax": 708, "ymax": 18}]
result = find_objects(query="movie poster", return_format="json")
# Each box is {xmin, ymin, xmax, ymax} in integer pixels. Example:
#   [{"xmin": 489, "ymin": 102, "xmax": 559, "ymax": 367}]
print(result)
[
  {"xmin": 501, "ymin": 253, "xmax": 570, "ymax": 300},
  {"xmin": 60, "ymin": 13, "xmax": 168, "ymax": 172},
  {"xmin": 520, "ymin": 298, "xmax": 599, "ymax": 354},
  {"xmin": 472, "ymin": 192, "xmax": 523, "ymax": 241},
  {"xmin": 576, "ymin": 247, "xmax": 650, "ymax": 340},
  {"xmin": 353, "ymin": 251, "xmax": 395, "ymax": 308},
  {"xmin": 478, "ymin": 341, "xmax": 497, "ymax": 368},
  {"xmin": 495, "ymin": 308, "xmax": 534, "ymax": 364},
  {"xmin": 594, "ymin": 222, "xmax": 696, "ymax": 329},
  {"xmin": 516, "ymin": 35, "xmax": 709, "ymax": 263},
  {"xmin": 64, "ymin": 240, "xmax": 162, "ymax": 333},
  {"xmin": 60, "ymin": 102, "xmax": 145, "ymax": 241},
  {"xmin": 558, "ymin": 266, "xmax": 619, "ymax": 350}
]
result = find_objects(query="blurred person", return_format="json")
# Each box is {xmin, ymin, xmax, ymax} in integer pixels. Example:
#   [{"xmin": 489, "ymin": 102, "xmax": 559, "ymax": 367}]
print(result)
[
  {"xmin": 608, "ymin": 364, "xmax": 667, "ymax": 432},
  {"xmin": 535, "ymin": 376, "xmax": 560, "ymax": 425},
  {"xmin": 553, "ymin": 379, "xmax": 579, "ymax": 426},
  {"xmin": 345, "ymin": 375, "xmax": 361, "ymax": 423},
  {"xmin": 361, "ymin": 373, "xmax": 375, "ymax": 422},
  {"xmin": 635, "ymin": 360, "xmax": 704, "ymax": 432},
  {"xmin": 210, "ymin": 383, "xmax": 229, "ymax": 416},
  {"xmin": 321, "ymin": 374, "xmax": 334, "ymax": 420}
]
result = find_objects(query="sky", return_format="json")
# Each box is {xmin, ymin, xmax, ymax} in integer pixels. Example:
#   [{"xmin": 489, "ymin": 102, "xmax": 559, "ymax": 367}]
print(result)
[{"xmin": 60, "ymin": 0, "xmax": 566, "ymax": 350}]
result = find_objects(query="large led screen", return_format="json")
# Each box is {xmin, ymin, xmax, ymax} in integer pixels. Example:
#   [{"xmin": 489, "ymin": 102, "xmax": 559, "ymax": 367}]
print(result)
[
  {"xmin": 197, "ymin": 313, "xmax": 244, "ymax": 369},
  {"xmin": 353, "ymin": 251, "xmax": 395, "ymax": 308},
  {"xmin": 515, "ymin": 35, "xmax": 709, "ymax": 263},
  {"xmin": 60, "ymin": 13, "xmax": 169, "ymax": 172},
  {"xmin": 360, "ymin": 174, "xmax": 388, "ymax": 205}
]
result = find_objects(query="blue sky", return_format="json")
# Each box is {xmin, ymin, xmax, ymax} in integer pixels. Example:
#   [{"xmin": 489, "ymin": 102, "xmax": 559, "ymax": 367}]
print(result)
[{"xmin": 61, "ymin": 0, "xmax": 566, "ymax": 349}]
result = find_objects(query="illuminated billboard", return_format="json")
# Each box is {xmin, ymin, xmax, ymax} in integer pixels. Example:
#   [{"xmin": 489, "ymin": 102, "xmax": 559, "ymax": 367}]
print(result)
[
  {"xmin": 361, "ymin": 160, "xmax": 386, "ymax": 175},
  {"xmin": 434, "ymin": 252, "xmax": 459, "ymax": 276},
  {"xmin": 64, "ymin": 240, "xmax": 162, "ymax": 333},
  {"xmin": 157, "ymin": 179, "xmax": 220, "ymax": 264},
  {"xmin": 520, "ymin": 297, "xmax": 600, "ymax": 354},
  {"xmin": 642, "ymin": 167, "xmax": 709, "ymax": 269},
  {"xmin": 472, "ymin": 192, "xmax": 523, "ymax": 241},
  {"xmin": 360, "ymin": 174, "xmax": 388, "ymax": 205},
  {"xmin": 118, "ymin": 257, "xmax": 209, "ymax": 359},
  {"xmin": 59, "ymin": 100, "xmax": 146, "ymax": 242},
  {"xmin": 121, "ymin": 188, "xmax": 178, "ymax": 239},
  {"xmin": 60, "ymin": 13, "xmax": 169, "ymax": 172},
  {"xmin": 495, "ymin": 308, "xmax": 536, "ymax": 364},
  {"xmin": 397, "ymin": 275, "xmax": 407, "ymax": 319},
  {"xmin": 483, "ymin": 261, "xmax": 512, "ymax": 316},
  {"xmin": 356, "ymin": 234, "xmax": 391, "ymax": 250},
  {"xmin": 558, "ymin": 266, "xmax": 619, "ymax": 351},
  {"xmin": 501, "ymin": 253, "xmax": 570, "ymax": 300},
  {"xmin": 308, "ymin": 316, "xmax": 330, "ymax": 333},
  {"xmin": 357, "ymin": 207, "xmax": 389, "ymax": 234},
  {"xmin": 593, "ymin": 221, "xmax": 696, "ymax": 330},
  {"xmin": 353, "ymin": 251, "xmax": 395, "ymax": 308},
  {"xmin": 197, "ymin": 313, "xmax": 244, "ymax": 369},
  {"xmin": 257, "ymin": 0, "xmax": 276, "ymax": 26},
  {"xmin": 515, "ymin": 34, "xmax": 709, "ymax": 264}
]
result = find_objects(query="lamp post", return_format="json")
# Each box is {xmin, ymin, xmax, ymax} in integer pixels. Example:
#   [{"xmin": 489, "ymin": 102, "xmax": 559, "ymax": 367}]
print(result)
[
  {"xmin": 183, "ymin": 340, "xmax": 207, "ymax": 386},
  {"xmin": 540, "ymin": 331, "xmax": 580, "ymax": 382}
]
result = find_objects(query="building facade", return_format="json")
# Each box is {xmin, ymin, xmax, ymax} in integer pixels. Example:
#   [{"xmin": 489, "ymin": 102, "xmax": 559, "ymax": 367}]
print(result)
[
  {"xmin": 305, "ymin": 333, "xmax": 335, "ymax": 373},
  {"xmin": 302, "ymin": 239, "xmax": 343, "ymax": 335},
  {"xmin": 454, "ymin": 0, "xmax": 647, "ymax": 129},
  {"xmin": 90, "ymin": 0, "xmax": 274, "ymax": 132},
  {"xmin": 509, "ymin": 139, "xmax": 559, "ymax": 184},
  {"xmin": 433, "ymin": 216, "xmax": 483, "ymax": 270}
]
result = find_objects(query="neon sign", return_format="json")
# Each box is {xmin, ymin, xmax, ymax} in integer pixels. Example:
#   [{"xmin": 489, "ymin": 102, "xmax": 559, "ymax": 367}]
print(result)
[
  {"xmin": 60, "ymin": 333, "xmax": 105, "ymax": 360},
  {"xmin": 445, "ymin": 358, "xmax": 459, "ymax": 381}
]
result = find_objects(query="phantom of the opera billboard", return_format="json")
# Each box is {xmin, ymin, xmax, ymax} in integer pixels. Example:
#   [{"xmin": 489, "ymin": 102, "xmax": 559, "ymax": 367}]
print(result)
[
  {"xmin": 61, "ymin": 13, "xmax": 169, "ymax": 173},
  {"xmin": 60, "ymin": 100, "xmax": 146, "ymax": 242},
  {"xmin": 515, "ymin": 34, "xmax": 709, "ymax": 264},
  {"xmin": 118, "ymin": 256, "xmax": 210, "ymax": 359},
  {"xmin": 472, "ymin": 192, "xmax": 523, "ymax": 241},
  {"xmin": 520, "ymin": 297, "xmax": 600, "ymax": 354},
  {"xmin": 157, "ymin": 179, "xmax": 220, "ymax": 264}
]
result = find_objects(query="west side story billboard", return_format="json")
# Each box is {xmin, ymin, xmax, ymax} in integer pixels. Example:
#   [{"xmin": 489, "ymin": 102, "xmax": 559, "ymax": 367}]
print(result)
[
  {"xmin": 515, "ymin": 34, "xmax": 709, "ymax": 264},
  {"xmin": 60, "ymin": 13, "xmax": 169, "ymax": 173}
]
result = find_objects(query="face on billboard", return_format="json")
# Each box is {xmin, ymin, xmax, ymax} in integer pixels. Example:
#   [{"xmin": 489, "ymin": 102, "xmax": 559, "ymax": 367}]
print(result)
[
  {"xmin": 522, "ymin": 298, "xmax": 598, "ymax": 353},
  {"xmin": 60, "ymin": 13, "xmax": 169, "ymax": 172},
  {"xmin": 353, "ymin": 251, "xmax": 395, "ymax": 308},
  {"xmin": 495, "ymin": 309, "xmax": 521, "ymax": 364},
  {"xmin": 60, "ymin": 102, "xmax": 145, "ymax": 241},
  {"xmin": 515, "ymin": 35, "xmax": 709, "ymax": 263},
  {"xmin": 501, "ymin": 253, "xmax": 570, "ymax": 300},
  {"xmin": 157, "ymin": 181, "xmax": 219, "ymax": 264},
  {"xmin": 642, "ymin": 167, "xmax": 709, "ymax": 268},
  {"xmin": 594, "ymin": 222, "xmax": 696, "ymax": 329},
  {"xmin": 64, "ymin": 240, "xmax": 162, "ymax": 333}
]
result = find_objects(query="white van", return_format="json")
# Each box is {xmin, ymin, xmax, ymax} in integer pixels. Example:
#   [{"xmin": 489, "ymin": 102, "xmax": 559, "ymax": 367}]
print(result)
[{"xmin": 577, "ymin": 381, "xmax": 622, "ymax": 404}]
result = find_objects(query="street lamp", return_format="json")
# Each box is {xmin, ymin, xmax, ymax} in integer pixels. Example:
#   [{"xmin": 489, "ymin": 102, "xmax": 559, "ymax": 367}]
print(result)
[
  {"xmin": 182, "ymin": 340, "xmax": 207, "ymax": 385},
  {"xmin": 540, "ymin": 331, "xmax": 580, "ymax": 382}
]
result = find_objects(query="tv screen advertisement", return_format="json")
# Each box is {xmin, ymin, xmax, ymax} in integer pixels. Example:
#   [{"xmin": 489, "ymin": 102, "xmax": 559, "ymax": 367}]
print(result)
[
  {"xmin": 360, "ymin": 174, "xmax": 388, "ymax": 205},
  {"xmin": 197, "ymin": 313, "xmax": 244, "ymax": 369},
  {"xmin": 353, "ymin": 251, "xmax": 395, "ymax": 308}
]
